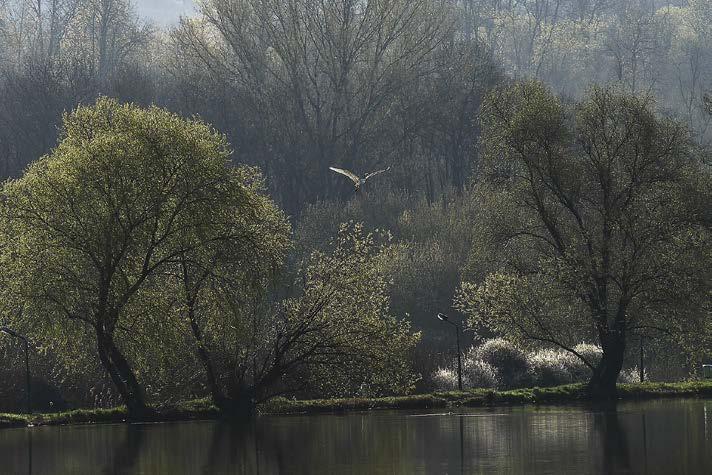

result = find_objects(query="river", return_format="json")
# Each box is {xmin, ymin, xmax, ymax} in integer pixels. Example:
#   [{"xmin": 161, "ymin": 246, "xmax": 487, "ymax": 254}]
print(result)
[{"xmin": 2, "ymin": 398, "xmax": 711, "ymax": 474}]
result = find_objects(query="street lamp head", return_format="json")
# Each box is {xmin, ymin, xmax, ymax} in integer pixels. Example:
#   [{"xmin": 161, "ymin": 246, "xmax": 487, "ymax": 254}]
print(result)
[{"xmin": 436, "ymin": 313, "xmax": 448, "ymax": 322}]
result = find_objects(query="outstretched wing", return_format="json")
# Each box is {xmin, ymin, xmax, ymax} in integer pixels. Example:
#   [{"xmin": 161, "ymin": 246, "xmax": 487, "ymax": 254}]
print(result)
[
  {"xmin": 329, "ymin": 167, "xmax": 361, "ymax": 185},
  {"xmin": 364, "ymin": 167, "xmax": 391, "ymax": 182}
]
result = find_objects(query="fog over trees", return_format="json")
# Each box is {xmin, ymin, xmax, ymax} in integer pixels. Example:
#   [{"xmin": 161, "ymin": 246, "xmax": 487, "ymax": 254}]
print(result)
[{"xmin": 0, "ymin": 0, "xmax": 709, "ymax": 414}]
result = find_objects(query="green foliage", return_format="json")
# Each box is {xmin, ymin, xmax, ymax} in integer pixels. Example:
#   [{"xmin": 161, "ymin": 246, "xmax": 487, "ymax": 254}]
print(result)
[
  {"xmin": 164, "ymin": 218, "xmax": 421, "ymax": 407},
  {"xmin": 295, "ymin": 191, "xmax": 481, "ymax": 393},
  {"xmin": 457, "ymin": 82, "xmax": 711, "ymax": 391},
  {"xmin": 266, "ymin": 223, "xmax": 422, "ymax": 399},
  {"xmin": 261, "ymin": 381, "xmax": 712, "ymax": 415},
  {"xmin": 0, "ymin": 413, "xmax": 32, "ymax": 428},
  {"xmin": 6, "ymin": 380, "xmax": 712, "ymax": 427},
  {"xmin": 0, "ymin": 98, "xmax": 425, "ymax": 411},
  {"xmin": 0, "ymin": 97, "xmax": 288, "ymax": 410},
  {"xmin": 297, "ymin": 191, "xmax": 478, "ymax": 339}
]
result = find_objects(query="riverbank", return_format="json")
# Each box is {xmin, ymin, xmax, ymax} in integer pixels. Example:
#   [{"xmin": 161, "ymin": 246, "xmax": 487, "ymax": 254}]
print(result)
[
  {"xmin": 3, "ymin": 381, "xmax": 712, "ymax": 429},
  {"xmin": 0, "ymin": 399, "xmax": 219, "ymax": 429},
  {"xmin": 263, "ymin": 380, "xmax": 712, "ymax": 414}
]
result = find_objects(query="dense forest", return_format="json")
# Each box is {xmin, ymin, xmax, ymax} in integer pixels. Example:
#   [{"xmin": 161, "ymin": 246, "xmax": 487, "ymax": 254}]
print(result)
[{"xmin": 0, "ymin": 0, "xmax": 709, "ymax": 416}]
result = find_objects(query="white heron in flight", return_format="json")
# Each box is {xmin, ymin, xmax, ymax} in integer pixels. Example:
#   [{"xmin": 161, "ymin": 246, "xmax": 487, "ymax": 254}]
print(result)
[{"xmin": 329, "ymin": 166, "xmax": 391, "ymax": 192}]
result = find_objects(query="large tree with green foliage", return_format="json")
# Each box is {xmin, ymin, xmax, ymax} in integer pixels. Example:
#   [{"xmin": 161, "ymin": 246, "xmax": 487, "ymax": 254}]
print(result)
[
  {"xmin": 172, "ymin": 170, "xmax": 291, "ymax": 413},
  {"xmin": 177, "ymin": 222, "xmax": 420, "ymax": 416},
  {"xmin": 1, "ymin": 97, "xmax": 287, "ymax": 416},
  {"xmin": 457, "ymin": 82, "xmax": 710, "ymax": 397}
]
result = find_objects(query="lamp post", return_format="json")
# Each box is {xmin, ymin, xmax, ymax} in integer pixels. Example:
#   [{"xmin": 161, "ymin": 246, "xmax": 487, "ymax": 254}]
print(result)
[
  {"xmin": 437, "ymin": 313, "xmax": 463, "ymax": 391},
  {"xmin": 0, "ymin": 327, "xmax": 31, "ymax": 413},
  {"xmin": 639, "ymin": 334, "xmax": 645, "ymax": 383}
]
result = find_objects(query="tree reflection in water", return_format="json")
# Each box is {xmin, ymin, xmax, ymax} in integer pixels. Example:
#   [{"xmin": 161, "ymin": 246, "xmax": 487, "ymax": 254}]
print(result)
[
  {"xmin": 27, "ymin": 428, "xmax": 32, "ymax": 475},
  {"xmin": 593, "ymin": 403, "xmax": 631, "ymax": 474},
  {"xmin": 102, "ymin": 425, "xmax": 144, "ymax": 475},
  {"xmin": 4, "ymin": 399, "xmax": 712, "ymax": 474}
]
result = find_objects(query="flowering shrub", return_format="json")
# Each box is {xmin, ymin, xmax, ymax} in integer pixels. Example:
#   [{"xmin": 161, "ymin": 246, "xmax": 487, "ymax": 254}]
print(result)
[
  {"xmin": 618, "ymin": 367, "xmax": 644, "ymax": 384},
  {"xmin": 432, "ymin": 367, "xmax": 459, "ymax": 391},
  {"xmin": 463, "ymin": 358, "xmax": 500, "ymax": 389},
  {"xmin": 432, "ymin": 358, "xmax": 499, "ymax": 391},
  {"xmin": 473, "ymin": 338, "xmax": 531, "ymax": 388},
  {"xmin": 564, "ymin": 343, "xmax": 603, "ymax": 381},
  {"xmin": 432, "ymin": 339, "xmax": 640, "ymax": 391},
  {"xmin": 573, "ymin": 343, "xmax": 603, "ymax": 366},
  {"xmin": 529, "ymin": 349, "xmax": 574, "ymax": 387}
]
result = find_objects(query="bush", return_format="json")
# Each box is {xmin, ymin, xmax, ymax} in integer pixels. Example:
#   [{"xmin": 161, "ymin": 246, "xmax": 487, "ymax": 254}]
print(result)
[
  {"xmin": 566, "ymin": 343, "xmax": 602, "ymax": 382},
  {"xmin": 529, "ymin": 349, "xmax": 574, "ymax": 387},
  {"xmin": 462, "ymin": 359, "xmax": 500, "ymax": 389},
  {"xmin": 527, "ymin": 343, "xmax": 604, "ymax": 385},
  {"xmin": 433, "ymin": 339, "xmax": 640, "ymax": 392},
  {"xmin": 529, "ymin": 343, "xmax": 643, "ymax": 386},
  {"xmin": 573, "ymin": 343, "xmax": 603, "ymax": 366},
  {"xmin": 432, "ymin": 368, "xmax": 459, "ymax": 391},
  {"xmin": 618, "ymin": 367, "xmax": 644, "ymax": 384},
  {"xmin": 473, "ymin": 338, "xmax": 531, "ymax": 389}
]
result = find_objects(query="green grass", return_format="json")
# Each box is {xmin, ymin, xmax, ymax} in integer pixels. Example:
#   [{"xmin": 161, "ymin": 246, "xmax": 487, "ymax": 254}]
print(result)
[
  {"xmin": 260, "ymin": 384, "xmax": 592, "ymax": 415},
  {"xmin": 3, "ymin": 381, "xmax": 712, "ymax": 428},
  {"xmin": 617, "ymin": 380, "xmax": 712, "ymax": 398},
  {"xmin": 0, "ymin": 413, "xmax": 31, "ymax": 429},
  {"xmin": 0, "ymin": 399, "xmax": 220, "ymax": 429},
  {"xmin": 260, "ymin": 381, "xmax": 712, "ymax": 415}
]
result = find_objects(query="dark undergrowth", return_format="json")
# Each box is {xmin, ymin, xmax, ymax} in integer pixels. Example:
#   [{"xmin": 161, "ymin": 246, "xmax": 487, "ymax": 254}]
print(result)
[{"xmin": 3, "ymin": 381, "xmax": 712, "ymax": 429}]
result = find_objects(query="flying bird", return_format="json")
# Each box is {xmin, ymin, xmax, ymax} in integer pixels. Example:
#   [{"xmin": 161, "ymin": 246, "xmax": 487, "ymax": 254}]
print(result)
[{"xmin": 329, "ymin": 166, "xmax": 391, "ymax": 191}]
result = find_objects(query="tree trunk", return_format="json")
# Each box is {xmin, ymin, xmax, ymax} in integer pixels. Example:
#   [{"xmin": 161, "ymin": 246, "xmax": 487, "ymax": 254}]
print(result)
[
  {"xmin": 96, "ymin": 328, "xmax": 151, "ymax": 418},
  {"xmin": 191, "ymin": 333, "xmax": 225, "ymax": 408},
  {"xmin": 197, "ymin": 345, "xmax": 225, "ymax": 407},
  {"xmin": 183, "ymin": 294, "xmax": 227, "ymax": 408},
  {"xmin": 588, "ymin": 329, "xmax": 626, "ymax": 399}
]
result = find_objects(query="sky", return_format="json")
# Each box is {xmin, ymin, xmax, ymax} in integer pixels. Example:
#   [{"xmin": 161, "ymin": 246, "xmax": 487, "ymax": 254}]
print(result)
[{"xmin": 134, "ymin": 0, "xmax": 196, "ymax": 25}]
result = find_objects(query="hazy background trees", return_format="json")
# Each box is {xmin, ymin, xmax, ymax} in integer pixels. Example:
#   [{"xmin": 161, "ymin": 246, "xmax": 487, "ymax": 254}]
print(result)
[
  {"xmin": 1, "ymin": 0, "xmax": 709, "ymax": 192},
  {"xmin": 459, "ymin": 0, "xmax": 712, "ymax": 140}
]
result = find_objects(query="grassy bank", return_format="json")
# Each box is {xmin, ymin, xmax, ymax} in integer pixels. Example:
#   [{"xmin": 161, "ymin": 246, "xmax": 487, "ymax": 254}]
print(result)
[
  {"xmin": 262, "ymin": 381, "xmax": 712, "ymax": 414},
  {"xmin": 0, "ymin": 400, "xmax": 220, "ymax": 429},
  {"xmin": 3, "ymin": 381, "xmax": 712, "ymax": 429}
]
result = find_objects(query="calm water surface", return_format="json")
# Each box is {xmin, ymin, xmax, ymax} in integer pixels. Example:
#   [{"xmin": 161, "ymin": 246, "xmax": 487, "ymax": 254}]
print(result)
[{"xmin": 2, "ymin": 398, "xmax": 712, "ymax": 474}]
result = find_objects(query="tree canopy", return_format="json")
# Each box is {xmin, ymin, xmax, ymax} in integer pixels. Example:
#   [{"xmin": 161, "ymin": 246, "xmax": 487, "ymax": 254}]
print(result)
[
  {"xmin": 0, "ymin": 98, "xmax": 421, "ymax": 416},
  {"xmin": 1, "ymin": 97, "xmax": 290, "ymax": 415},
  {"xmin": 183, "ymin": 223, "xmax": 420, "ymax": 415},
  {"xmin": 456, "ymin": 82, "xmax": 711, "ymax": 396}
]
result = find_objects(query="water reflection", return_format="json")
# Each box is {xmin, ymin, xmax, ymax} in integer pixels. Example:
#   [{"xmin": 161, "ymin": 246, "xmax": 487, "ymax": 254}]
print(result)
[
  {"xmin": 458, "ymin": 415, "xmax": 464, "ymax": 474},
  {"xmin": 26, "ymin": 427, "xmax": 32, "ymax": 475},
  {"xmin": 594, "ymin": 403, "xmax": 631, "ymax": 473},
  {"xmin": 2, "ymin": 399, "xmax": 712, "ymax": 474},
  {"xmin": 101, "ymin": 425, "xmax": 143, "ymax": 475}
]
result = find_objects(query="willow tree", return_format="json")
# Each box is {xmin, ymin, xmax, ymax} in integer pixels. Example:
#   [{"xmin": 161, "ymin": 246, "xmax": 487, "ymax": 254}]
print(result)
[
  {"xmin": 178, "ymin": 223, "xmax": 420, "ymax": 416},
  {"xmin": 174, "ymin": 168, "xmax": 291, "ymax": 413},
  {"xmin": 457, "ymin": 82, "xmax": 710, "ymax": 397},
  {"xmin": 1, "ymin": 97, "xmax": 287, "ymax": 416}
]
